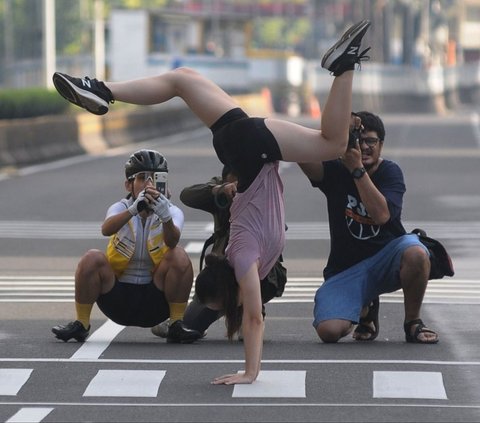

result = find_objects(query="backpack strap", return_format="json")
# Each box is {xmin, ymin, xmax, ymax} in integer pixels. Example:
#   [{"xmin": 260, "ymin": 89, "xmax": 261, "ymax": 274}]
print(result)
[{"xmin": 199, "ymin": 233, "xmax": 216, "ymax": 270}]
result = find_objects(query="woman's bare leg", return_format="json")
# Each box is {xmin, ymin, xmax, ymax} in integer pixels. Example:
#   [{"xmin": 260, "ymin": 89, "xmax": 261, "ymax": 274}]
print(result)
[
  {"xmin": 106, "ymin": 67, "xmax": 238, "ymax": 128},
  {"xmin": 265, "ymin": 71, "xmax": 353, "ymax": 163}
]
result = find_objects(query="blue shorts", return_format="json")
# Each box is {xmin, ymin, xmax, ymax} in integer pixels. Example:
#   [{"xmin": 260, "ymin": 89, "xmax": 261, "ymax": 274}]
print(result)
[{"xmin": 312, "ymin": 234, "xmax": 428, "ymax": 327}]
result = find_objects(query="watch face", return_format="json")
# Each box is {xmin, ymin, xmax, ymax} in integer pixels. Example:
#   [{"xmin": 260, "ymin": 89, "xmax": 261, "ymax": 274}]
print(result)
[{"xmin": 352, "ymin": 168, "xmax": 365, "ymax": 179}]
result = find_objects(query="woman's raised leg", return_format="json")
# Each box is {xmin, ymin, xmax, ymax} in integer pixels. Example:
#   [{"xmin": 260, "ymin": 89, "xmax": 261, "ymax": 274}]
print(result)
[
  {"xmin": 53, "ymin": 67, "xmax": 239, "ymax": 128},
  {"xmin": 107, "ymin": 67, "xmax": 239, "ymax": 128},
  {"xmin": 265, "ymin": 20, "xmax": 371, "ymax": 163}
]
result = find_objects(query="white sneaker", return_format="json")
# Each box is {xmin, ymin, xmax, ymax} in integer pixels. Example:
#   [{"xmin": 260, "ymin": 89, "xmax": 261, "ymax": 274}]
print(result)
[{"xmin": 151, "ymin": 319, "xmax": 170, "ymax": 338}]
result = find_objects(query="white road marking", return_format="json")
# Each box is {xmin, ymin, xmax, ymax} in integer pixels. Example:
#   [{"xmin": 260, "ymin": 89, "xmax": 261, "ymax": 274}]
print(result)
[
  {"xmin": 0, "ymin": 369, "xmax": 32, "ymax": 395},
  {"xmin": 1, "ymin": 276, "xmax": 479, "ymax": 304},
  {"xmin": 0, "ymin": 220, "xmax": 478, "ymax": 239},
  {"xmin": 233, "ymin": 370, "xmax": 306, "ymax": 398},
  {"xmin": 83, "ymin": 369, "xmax": 166, "ymax": 397},
  {"xmin": 373, "ymin": 371, "xmax": 447, "ymax": 400},
  {"xmin": 70, "ymin": 320, "xmax": 125, "ymax": 360},
  {"xmin": 1, "ymin": 401, "xmax": 480, "ymax": 409},
  {"xmin": 184, "ymin": 241, "xmax": 205, "ymax": 253},
  {"xmin": 2, "ymin": 358, "xmax": 480, "ymax": 366},
  {"xmin": 5, "ymin": 407, "xmax": 54, "ymax": 423}
]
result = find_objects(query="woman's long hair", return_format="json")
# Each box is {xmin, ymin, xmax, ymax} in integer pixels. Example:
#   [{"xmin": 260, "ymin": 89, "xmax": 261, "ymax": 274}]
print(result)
[{"xmin": 195, "ymin": 253, "xmax": 241, "ymax": 339}]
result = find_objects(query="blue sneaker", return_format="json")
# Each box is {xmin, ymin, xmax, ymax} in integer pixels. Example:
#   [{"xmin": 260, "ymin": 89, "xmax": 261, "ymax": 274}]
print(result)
[
  {"xmin": 321, "ymin": 20, "xmax": 371, "ymax": 76},
  {"xmin": 52, "ymin": 72, "xmax": 114, "ymax": 115}
]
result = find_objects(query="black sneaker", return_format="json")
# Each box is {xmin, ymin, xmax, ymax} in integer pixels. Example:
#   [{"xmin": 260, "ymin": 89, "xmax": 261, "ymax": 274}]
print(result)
[
  {"xmin": 166, "ymin": 320, "xmax": 202, "ymax": 344},
  {"xmin": 52, "ymin": 320, "xmax": 90, "ymax": 342},
  {"xmin": 321, "ymin": 20, "xmax": 371, "ymax": 76},
  {"xmin": 52, "ymin": 72, "xmax": 114, "ymax": 115}
]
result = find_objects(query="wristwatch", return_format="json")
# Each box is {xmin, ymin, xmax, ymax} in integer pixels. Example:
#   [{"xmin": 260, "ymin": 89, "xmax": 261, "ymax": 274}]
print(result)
[{"xmin": 351, "ymin": 167, "xmax": 366, "ymax": 180}]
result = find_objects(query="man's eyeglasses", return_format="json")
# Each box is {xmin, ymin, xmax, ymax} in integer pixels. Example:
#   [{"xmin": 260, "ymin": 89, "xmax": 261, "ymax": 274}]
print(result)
[
  {"xmin": 128, "ymin": 171, "xmax": 155, "ymax": 182},
  {"xmin": 359, "ymin": 137, "xmax": 380, "ymax": 147}
]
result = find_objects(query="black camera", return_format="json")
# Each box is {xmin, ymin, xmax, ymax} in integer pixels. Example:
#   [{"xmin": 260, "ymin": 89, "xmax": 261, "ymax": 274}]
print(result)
[
  {"xmin": 348, "ymin": 126, "xmax": 362, "ymax": 149},
  {"xmin": 137, "ymin": 199, "xmax": 149, "ymax": 212}
]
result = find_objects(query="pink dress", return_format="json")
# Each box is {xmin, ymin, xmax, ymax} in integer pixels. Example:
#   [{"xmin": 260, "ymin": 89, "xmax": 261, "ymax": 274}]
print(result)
[{"xmin": 226, "ymin": 162, "xmax": 285, "ymax": 282}]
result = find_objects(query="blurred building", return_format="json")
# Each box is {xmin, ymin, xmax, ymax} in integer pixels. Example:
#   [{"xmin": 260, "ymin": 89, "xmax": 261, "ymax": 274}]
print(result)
[{"xmin": 1, "ymin": 0, "xmax": 480, "ymax": 113}]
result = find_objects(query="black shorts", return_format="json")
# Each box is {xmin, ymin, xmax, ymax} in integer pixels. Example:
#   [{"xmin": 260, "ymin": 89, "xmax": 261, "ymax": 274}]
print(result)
[
  {"xmin": 211, "ymin": 108, "xmax": 283, "ymax": 192},
  {"xmin": 96, "ymin": 280, "xmax": 170, "ymax": 327}
]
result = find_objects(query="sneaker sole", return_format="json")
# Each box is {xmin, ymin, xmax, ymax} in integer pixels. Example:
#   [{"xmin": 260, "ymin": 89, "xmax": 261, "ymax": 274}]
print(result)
[
  {"xmin": 166, "ymin": 337, "xmax": 200, "ymax": 344},
  {"xmin": 321, "ymin": 20, "xmax": 371, "ymax": 70},
  {"xmin": 51, "ymin": 328, "xmax": 89, "ymax": 342},
  {"xmin": 52, "ymin": 332, "xmax": 88, "ymax": 342},
  {"xmin": 52, "ymin": 73, "xmax": 109, "ymax": 116}
]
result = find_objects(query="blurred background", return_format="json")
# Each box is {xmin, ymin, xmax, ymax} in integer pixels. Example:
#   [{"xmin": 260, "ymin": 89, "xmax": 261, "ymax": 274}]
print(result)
[
  {"xmin": 1, "ymin": 0, "xmax": 480, "ymax": 169},
  {"xmin": 1, "ymin": 0, "xmax": 479, "ymax": 113}
]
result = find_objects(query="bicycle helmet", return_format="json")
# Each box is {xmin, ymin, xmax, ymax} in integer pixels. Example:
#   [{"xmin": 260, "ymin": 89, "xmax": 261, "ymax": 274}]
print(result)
[{"xmin": 125, "ymin": 149, "xmax": 168, "ymax": 179}]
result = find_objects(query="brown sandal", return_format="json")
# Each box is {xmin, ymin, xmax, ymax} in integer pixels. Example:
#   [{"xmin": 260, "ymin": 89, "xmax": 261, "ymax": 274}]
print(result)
[{"xmin": 353, "ymin": 297, "xmax": 379, "ymax": 341}]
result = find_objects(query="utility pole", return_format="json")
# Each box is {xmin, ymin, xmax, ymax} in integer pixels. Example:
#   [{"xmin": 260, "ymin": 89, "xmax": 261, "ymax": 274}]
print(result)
[
  {"xmin": 4, "ymin": 0, "xmax": 14, "ymax": 86},
  {"xmin": 43, "ymin": 0, "xmax": 56, "ymax": 89},
  {"xmin": 94, "ymin": 0, "xmax": 106, "ymax": 80}
]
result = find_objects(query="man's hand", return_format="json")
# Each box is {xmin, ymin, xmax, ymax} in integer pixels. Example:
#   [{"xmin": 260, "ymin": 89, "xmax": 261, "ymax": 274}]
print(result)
[
  {"xmin": 348, "ymin": 113, "xmax": 363, "ymax": 149},
  {"xmin": 213, "ymin": 181, "xmax": 237, "ymax": 208},
  {"xmin": 127, "ymin": 190, "xmax": 148, "ymax": 216},
  {"xmin": 350, "ymin": 113, "xmax": 363, "ymax": 133},
  {"xmin": 341, "ymin": 142, "xmax": 363, "ymax": 173},
  {"xmin": 220, "ymin": 182, "xmax": 237, "ymax": 200},
  {"xmin": 151, "ymin": 193, "xmax": 172, "ymax": 222}
]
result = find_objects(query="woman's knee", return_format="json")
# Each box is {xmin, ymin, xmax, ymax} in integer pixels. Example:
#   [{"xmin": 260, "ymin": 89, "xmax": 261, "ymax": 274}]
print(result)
[
  {"xmin": 77, "ymin": 249, "xmax": 109, "ymax": 271},
  {"xmin": 171, "ymin": 66, "xmax": 202, "ymax": 82},
  {"xmin": 162, "ymin": 247, "xmax": 192, "ymax": 270}
]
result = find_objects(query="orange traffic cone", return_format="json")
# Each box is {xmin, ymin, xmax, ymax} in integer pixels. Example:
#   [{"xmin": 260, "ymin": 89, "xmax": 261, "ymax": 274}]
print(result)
[{"xmin": 309, "ymin": 95, "xmax": 321, "ymax": 119}]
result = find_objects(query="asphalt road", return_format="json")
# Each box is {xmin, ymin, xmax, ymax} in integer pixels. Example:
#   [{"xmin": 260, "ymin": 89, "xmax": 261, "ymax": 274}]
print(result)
[{"xmin": 1, "ymin": 110, "xmax": 480, "ymax": 422}]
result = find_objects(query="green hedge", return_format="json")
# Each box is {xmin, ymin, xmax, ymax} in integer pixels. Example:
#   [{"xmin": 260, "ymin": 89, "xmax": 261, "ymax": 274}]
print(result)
[{"xmin": 0, "ymin": 88, "xmax": 69, "ymax": 119}]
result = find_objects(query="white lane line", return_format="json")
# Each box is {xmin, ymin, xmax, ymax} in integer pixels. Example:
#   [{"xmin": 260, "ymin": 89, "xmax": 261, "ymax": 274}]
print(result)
[
  {"xmin": 6, "ymin": 407, "xmax": 54, "ymax": 423},
  {"xmin": 1, "ymin": 221, "xmax": 479, "ymax": 240},
  {"xmin": 373, "ymin": 371, "xmax": 447, "ymax": 400},
  {"xmin": 2, "ymin": 358, "xmax": 480, "ymax": 366},
  {"xmin": 70, "ymin": 320, "xmax": 125, "ymax": 360},
  {"xmin": 0, "ymin": 369, "xmax": 33, "ymax": 395},
  {"xmin": 233, "ymin": 370, "xmax": 305, "ymax": 398},
  {"xmin": 1, "ymin": 401, "xmax": 480, "ymax": 409},
  {"xmin": 83, "ymin": 370, "xmax": 166, "ymax": 397}
]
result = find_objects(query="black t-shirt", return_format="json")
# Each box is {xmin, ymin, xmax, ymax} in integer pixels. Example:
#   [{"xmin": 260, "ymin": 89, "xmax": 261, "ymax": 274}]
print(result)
[{"xmin": 311, "ymin": 159, "xmax": 407, "ymax": 279}]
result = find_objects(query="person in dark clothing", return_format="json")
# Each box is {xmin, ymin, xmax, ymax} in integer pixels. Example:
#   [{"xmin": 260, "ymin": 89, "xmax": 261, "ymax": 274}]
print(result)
[{"xmin": 299, "ymin": 111, "xmax": 439, "ymax": 345}]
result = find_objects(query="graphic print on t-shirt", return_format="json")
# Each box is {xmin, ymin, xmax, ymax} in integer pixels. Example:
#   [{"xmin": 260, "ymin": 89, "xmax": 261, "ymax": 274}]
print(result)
[{"xmin": 345, "ymin": 194, "xmax": 380, "ymax": 240}]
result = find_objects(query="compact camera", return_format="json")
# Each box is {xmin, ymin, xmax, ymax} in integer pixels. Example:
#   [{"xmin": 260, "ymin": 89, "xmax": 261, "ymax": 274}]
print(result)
[{"xmin": 154, "ymin": 172, "xmax": 168, "ymax": 196}]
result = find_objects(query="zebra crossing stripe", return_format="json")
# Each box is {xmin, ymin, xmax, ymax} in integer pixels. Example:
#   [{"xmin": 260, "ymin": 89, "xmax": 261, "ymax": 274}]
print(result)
[
  {"xmin": 5, "ymin": 407, "xmax": 54, "ymax": 423},
  {"xmin": 0, "ymin": 369, "xmax": 33, "ymax": 395},
  {"xmin": 233, "ymin": 370, "xmax": 306, "ymax": 398},
  {"xmin": 70, "ymin": 320, "xmax": 125, "ymax": 360},
  {"xmin": 83, "ymin": 370, "xmax": 166, "ymax": 397},
  {"xmin": 373, "ymin": 371, "xmax": 447, "ymax": 400}
]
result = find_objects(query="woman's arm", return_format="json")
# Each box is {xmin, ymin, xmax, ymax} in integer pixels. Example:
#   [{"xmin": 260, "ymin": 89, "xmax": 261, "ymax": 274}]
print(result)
[{"xmin": 212, "ymin": 263, "xmax": 264, "ymax": 385}]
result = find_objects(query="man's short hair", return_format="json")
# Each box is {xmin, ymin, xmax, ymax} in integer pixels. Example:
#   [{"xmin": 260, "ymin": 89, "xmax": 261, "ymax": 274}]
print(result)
[{"xmin": 355, "ymin": 111, "xmax": 385, "ymax": 141}]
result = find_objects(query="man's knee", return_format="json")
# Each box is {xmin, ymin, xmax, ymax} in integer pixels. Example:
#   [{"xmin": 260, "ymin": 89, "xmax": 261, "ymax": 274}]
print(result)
[
  {"xmin": 315, "ymin": 320, "xmax": 349, "ymax": 343},
  {"xmin": 401, "ymin": 246, "xmax": 430, "ymax": 275}
]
